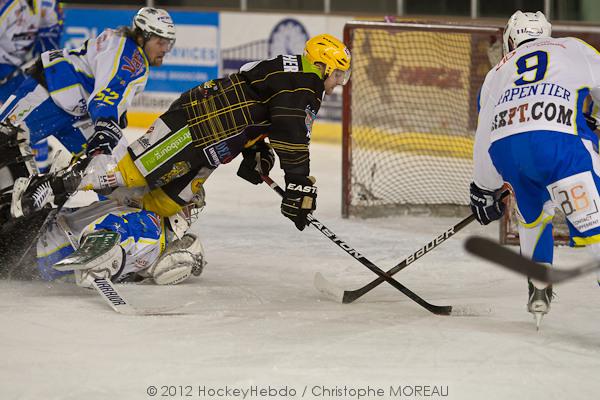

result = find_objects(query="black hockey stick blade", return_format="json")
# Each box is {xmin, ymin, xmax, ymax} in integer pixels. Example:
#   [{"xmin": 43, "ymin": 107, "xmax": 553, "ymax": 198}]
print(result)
[{"xmin": 465, "ymin": 236, "xmax": 600, "ymax": 284}]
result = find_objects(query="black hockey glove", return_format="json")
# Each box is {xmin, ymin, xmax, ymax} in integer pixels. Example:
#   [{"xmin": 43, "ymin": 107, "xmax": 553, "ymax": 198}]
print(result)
[
  {"xmin": 469, "ymin": 182, "xmax": 506, "ymax": 225},
  {"xmin": 236, "ymin": 141, "xmax": 275, "ymax": 185},
  {"xmin": 86, "ymin": 118, "xmax": 122, "ymax": 156},
  {"xmin": 281, "ymin": 175, "xmax": 317, "ymax": 231}
]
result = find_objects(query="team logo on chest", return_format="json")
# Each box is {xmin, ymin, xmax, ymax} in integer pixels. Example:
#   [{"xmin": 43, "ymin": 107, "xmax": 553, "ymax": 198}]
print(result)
[
  {"xmin": 305, "ymin": 105, "xmax": 317, "ymax": 139},
  {"xmin": 122, "ymin": 51, "xmax": 144, "ymax": 77}
]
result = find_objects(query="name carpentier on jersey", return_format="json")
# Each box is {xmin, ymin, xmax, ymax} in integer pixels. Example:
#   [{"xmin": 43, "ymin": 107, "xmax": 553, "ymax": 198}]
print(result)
[{"xmin": 491, "ymin": 81, "xmax": 573, "ymax": 131}]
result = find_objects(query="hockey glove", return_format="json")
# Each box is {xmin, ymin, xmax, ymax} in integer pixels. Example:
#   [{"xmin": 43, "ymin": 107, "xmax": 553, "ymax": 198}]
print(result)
[
  {"xmin": 86, "ymin": 118, "xmax": 123, "ymax": 156},
  {"xmin": 469, "ymin": 182, "xmax": 506, "ymax": 225},
  {"xmin": 236, "ymin": 141, "xmax": 275, "ymax": 185},
  {"xmin": 281, "ymin": 175, "xmax": 317, "ymax": 231}
]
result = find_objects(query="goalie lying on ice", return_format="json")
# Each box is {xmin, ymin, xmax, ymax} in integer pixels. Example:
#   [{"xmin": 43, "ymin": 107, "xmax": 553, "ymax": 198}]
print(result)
[{"xmin": 36, "ymin": 192, "xmax": 206, "ymax": 288}]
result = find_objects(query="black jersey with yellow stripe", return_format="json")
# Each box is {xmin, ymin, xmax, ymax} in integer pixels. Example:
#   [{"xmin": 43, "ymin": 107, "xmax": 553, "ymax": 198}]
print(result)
[
  {"xmin": 126, "ymin": 55, "xmax": 325, "ymax": 213},
  {"xmin": 240, "ymin": 54, "xmax": 324, "ymax": 176},
  {"xmin": 162, "ymin": 54, "xmax": 324, "ymax": 176}
]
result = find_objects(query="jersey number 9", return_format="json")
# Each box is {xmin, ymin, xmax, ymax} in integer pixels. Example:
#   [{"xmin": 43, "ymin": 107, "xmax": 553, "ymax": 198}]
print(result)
[{"xmin": 515, "ymin": 51, "xmax": 548, "ymax": 86}]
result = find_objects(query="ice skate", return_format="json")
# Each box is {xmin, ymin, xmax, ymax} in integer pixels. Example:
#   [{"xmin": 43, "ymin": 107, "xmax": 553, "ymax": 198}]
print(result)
[{"xmin": 527, "ymin": 279, "xmax": 553, "ymax": 330}]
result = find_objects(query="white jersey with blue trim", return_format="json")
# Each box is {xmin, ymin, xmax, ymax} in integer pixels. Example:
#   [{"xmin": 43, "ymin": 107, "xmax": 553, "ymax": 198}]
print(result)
[
  {"xmin": 474, "ymin": 36, "xmax": 600, "ymax": 190},
  {"xmin": 0, "ymin": 0, "xmax": 61, "ymax": 78},
  {"xmin": 41, "ymin": 28, "xmax": 149, "ymax": 122}
]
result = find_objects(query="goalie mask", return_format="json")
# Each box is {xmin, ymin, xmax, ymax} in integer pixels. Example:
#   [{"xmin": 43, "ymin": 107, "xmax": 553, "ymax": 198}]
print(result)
[
  {"xmin": 503, "ymin": 11, "xmax": 551, "ymax": 55},
  {"xmin": 304, "ymin": 33, "xmax": 351, "ymax": 85},
  {"xmin": 166, "ymin": 186, "xmax": 205, "ymax": 240}
]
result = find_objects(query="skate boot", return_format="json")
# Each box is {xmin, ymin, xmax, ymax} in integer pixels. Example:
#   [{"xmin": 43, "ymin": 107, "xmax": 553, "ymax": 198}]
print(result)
[
  {"xmin": 10, "ymin": 157, "xmax": 90, "ymax": 219},
  {"xmin": 11, "ymin": 174, "xmax": 58, "ymax": 218},
  {"xmin": 527, "ymin": 279, "xmax": 553, "ymax": 330}
]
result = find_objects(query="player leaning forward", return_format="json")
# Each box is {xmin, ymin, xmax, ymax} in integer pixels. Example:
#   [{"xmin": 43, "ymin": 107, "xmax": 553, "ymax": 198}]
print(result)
[
  {"xmin": 14, "ymin": 34, "xmax": 352, "ymax": 231},
  {"xmin": 469, "ymin": 11, "xmax": 600, "ymax": 326}
]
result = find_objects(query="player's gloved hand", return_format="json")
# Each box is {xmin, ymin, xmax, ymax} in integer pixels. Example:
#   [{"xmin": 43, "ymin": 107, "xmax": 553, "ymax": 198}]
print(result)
[
  {"xmin": 236, "ymin": 140, "xmax": 275, "ymax": 185},
  {"xmin": 86, "ymin": 118, "xmax": 123, "ymax": 156},
  {"xmin": 469, "ymin": 182, "xmax": 506, "ymax": 225},
  {"xmin": 281, "ymin": 175, "xmax": 317, "ymax": 231}
]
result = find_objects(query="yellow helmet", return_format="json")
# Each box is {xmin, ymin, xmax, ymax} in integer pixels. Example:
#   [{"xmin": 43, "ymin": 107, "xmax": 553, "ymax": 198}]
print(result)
[{"xmin": 304, "ymin": 34, "xmax": 351, "ymax": 85}]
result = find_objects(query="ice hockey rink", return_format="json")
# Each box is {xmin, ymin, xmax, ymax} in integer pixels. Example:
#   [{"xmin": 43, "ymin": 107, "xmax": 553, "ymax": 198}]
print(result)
[{"xmin": 1, "ymin": 129, "xmax": 599, "ymax": 400}]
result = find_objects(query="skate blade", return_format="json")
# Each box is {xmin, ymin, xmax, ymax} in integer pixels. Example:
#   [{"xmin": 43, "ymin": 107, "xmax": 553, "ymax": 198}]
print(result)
[{"xmin": 533, "ymin": 312, "xmax": 544, "ymax": 331}]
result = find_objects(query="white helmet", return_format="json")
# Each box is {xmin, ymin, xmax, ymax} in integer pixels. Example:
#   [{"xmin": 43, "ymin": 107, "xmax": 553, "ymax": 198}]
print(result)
[
  {"xmin": 133, "ymin": 7, "xmax": 176, "ymax": 48},
  {"xmin": 503, "ymin": 11, "xmax": 551, "ymax": 55}
]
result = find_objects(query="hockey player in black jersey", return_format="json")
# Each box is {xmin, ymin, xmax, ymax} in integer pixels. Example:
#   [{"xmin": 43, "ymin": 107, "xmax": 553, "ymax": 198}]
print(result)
[{"xmin": 10, "ymin": 34, "xmax": 351, "ymax": 231}]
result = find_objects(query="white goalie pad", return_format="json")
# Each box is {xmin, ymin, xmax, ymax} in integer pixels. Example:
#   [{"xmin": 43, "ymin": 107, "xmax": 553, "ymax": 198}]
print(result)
[
  {"xmin": 53, "ymin": 230, "xmax": 124, "ymax": 288},
  {"xmin": 147, "ymin": 233, "xmax": 206, "ymax": 285}
]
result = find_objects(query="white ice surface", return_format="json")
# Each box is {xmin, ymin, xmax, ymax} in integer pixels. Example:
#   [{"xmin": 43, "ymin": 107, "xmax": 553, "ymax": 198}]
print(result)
[{"xmin": 1, "ymin": 129, "xmax": 600, "ymax": 400}]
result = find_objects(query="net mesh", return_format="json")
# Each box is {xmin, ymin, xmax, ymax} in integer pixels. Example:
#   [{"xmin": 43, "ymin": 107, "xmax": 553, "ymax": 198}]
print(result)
[{"xmin": 343, "ymin": 22, "xmax": 500, "ymax": 218}]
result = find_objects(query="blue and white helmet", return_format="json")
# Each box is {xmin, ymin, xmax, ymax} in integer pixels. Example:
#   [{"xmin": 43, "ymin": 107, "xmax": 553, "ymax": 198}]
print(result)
[{"xmin": 503, "ymin": 11, "xmax": 552, "ymax": 55}]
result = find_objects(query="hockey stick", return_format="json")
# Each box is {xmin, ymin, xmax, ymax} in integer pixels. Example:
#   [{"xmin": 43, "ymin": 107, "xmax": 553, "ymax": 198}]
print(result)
[
  {"xmin": 327, "ymin": 190, "xmax": 511, "ymax": 303},
  {"xmin": 465, "ymin": 236, "xmax": 600, "ymax": 284},
  {"xmin": 262, "ymin": 175, "xmax": 452, "ymax": 315},
  {"xmin": 324, "ymin": 214, "xmax": 476, "ymax": 303},
  {"xmin": 91, "ymin": 278, "xmax": 191, "ymax": 315}
]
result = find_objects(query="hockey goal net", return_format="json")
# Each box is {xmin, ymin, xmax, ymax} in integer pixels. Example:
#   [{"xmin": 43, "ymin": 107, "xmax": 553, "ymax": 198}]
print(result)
[{"xmin": 342, "ymin": 20, "xmax": 600, "ymax": 245}]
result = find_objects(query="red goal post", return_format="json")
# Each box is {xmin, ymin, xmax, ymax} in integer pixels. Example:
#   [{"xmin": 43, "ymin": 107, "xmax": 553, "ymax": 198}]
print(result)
[{"xmin": 341, "ymin": 19, "xmax": 600, "ymax": 246}]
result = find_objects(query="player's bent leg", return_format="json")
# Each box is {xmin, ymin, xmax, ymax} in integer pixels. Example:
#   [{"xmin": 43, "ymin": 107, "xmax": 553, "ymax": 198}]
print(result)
[
  {"xmin": 77, "ymin": 154, "xmax": 126, "ymax": 192},
  {"xmin": 515, "ymin": 201, "xmax": 555, "ymax": 326},
  {"xmin": 516, "ymin": 199, "xmax": 555, "ymax": 264}
]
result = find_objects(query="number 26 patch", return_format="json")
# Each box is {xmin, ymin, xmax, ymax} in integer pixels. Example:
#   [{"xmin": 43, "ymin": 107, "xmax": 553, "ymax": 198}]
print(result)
[{"xmin": 548, "ymin": 171, "xmax": 600, "ymax": 232}]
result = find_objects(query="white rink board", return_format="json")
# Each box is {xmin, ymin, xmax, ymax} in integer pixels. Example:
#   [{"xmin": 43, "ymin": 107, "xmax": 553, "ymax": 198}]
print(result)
[{"xmin": 1, "ymin": 129, "xmax": 600, "ymax": 400}]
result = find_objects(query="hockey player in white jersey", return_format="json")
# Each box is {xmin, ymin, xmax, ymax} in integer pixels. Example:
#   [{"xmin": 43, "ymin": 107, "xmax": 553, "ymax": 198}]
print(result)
[
  {"xmin": 0, "ymin": 0, "xmax": 64, "ymax": 175},
  {"xmin": 0, "ymin": 7, "xmax": 175, "ymax": 191},
  {"xmin": 470, "ymin": 10, "xmax": 600, "ymax": 327},
  {"xmin": 35, "ymin": 188, "xmax": 206, "ymax": 289},
  {"xmin": 0, "ymin": 0, "xmax": 63, "ymax": 104}
]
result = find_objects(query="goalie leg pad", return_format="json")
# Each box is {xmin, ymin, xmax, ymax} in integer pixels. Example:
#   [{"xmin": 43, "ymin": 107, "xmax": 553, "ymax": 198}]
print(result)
[
  {"xmin": 148, "ymin": 233, "xmax": 206, "ymax": 285},
  {"xmin": 53, "ymin": 230, "xmax": 124, "ymax": 288}
]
